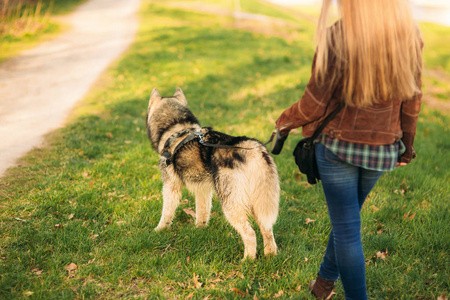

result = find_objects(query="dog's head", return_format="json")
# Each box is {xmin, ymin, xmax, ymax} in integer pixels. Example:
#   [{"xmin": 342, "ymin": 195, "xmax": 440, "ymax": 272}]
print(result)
[
  {"xmin": 147, "ymin": 87, "xmax": 187, "ymax": 119},
  {"xmin": 146, "ymin": 88, "xmax": 199, "ymax": 152}
]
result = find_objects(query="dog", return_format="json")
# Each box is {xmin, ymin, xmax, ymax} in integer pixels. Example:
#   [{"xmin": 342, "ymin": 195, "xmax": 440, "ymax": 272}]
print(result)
[{"xmin": 146, "ymin": 88, "xmax": 279, "ymax": 259}]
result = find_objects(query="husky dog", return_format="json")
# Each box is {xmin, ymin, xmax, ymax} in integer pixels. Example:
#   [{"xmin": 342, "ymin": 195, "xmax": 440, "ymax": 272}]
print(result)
[{"xmin": 146, "ymin": 88, "xmax": 279, "ymax": 259}]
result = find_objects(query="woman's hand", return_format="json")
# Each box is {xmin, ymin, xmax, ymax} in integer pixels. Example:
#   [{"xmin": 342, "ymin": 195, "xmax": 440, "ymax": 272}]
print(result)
[{"xmin": 396, "ymin": 162, "xmax": 408, "ymax": 167}]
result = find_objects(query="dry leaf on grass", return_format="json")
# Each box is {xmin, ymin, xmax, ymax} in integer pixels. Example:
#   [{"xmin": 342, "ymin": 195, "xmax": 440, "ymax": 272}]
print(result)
[
  {"xmin": 31, "ymin": 268, "xmax": 43, "ymax": 275},
  {"xmin": 274, "ymin": 290, "xmax": 284, "ymax": 298},
  {"xmin": 193, "ymin": 273, "xmax": 202, "ymax": 289},
  {"xmin": 183, "ymin": 208, "xmax": 196, "ymax": 219},
  {"xmin": 65, "ymin": 263, "xmax": 78, "ymax": 273},
  {"xmin": 403, "ymin": 210, "xmax": 416, "ymax": 220},
  {"xmin": 65, "ymin": 263, "xmax": 78, "ymax": 271},
  {"xmin": 437, "ymin": 295, "xmax": 448, "ymax": 300},
  {"xmin": 271, "ymin": 271, "xmax": 280, "ymax": 280},
  {"xmin": 305, "ymin": 218, "xmax": 316, "ymax": 224},
  {"xmin": 376, "ymin": 249, "xmax": 389, "ymax": 260},
  {"xmin": 230, "ymin": 288, "xmax": 246, "ymax": 297}
]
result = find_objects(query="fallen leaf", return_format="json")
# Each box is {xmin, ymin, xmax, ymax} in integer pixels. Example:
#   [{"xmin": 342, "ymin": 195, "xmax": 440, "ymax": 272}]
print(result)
[
  {"xmin": 274, "ymin": 290, "xmax": 284, "ymax": 298},
  {"xmin": 64, "ymin": 263, "xmax": 78, "ymax": 272},
  {"xmin": 437, "ymin": 295, "xmax": 448, "ymax": 300},
  {"xmin": 54, "ymin": 224, "xmax": 64, "ymax": 229},
  {"xmin": 376, "ymin": 249, "xmax": 389, "ymax": 260},
  {"xmin": 394, "ymin": 189, "xmax": 405, "ymax": 195},
  {"xmin": 186, "ymin": 292, "xmax": 194, "ymax": 299},
  {"xmin": 403, "ymin": 211, "xmax": 416, "ymax": 220},
  {"xmin": 211, "ymin": 278, "xmax": 222, "ymax": 283},
  {"xmin": 370, "ymin": 205, "xmax": 379, "ymax": 212},
  {"xmin": 68, "ymin": 214, "xmax": 74, "ymax": 220},
  {"xmin": 305, "ymin": 218, "xmax": 316, "ymax": 225},
  {"xmin": 24, "ymin": 291, "xmax": 34, "ymax": 296},
  {"xmin": 106, "ymin": 132, "xmax": 114, "ymax": 139},
  {"xmin": 90, "ymin": 234, "xmax": 99, "ymax": 240},
  {"xmin": 31, "ymin": 268, "xmax": 43, "ymax": 275},
  {"xmin": 230, "ymin": 288, "xmax": 246, "ymax": 297},
  {"xmin": 193, "ymin": 273, "xmax": 202, "ymax": 289},
  {"xmin": 87, "ymin": 258, "xmax": 95, "ymax": 264},
  {"xmin": 271, "ymin": 271, "xmax": 280, "ymax": 279},
  {"xmin": 183, "ymin": 208, "xmax": 196, "ymax": 219}
]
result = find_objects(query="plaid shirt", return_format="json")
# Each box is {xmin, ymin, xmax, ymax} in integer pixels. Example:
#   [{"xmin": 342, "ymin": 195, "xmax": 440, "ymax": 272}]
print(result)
[{"xmin": 318, "ymin": 134, "xmax": 405, "ymax": 171}]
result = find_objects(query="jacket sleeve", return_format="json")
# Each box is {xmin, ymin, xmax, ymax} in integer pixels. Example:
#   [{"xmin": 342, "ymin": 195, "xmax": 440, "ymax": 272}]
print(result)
[
  {"xmin": 275, "ymin": 54, "xmax": 332, "ymax": 135},
  {"xmin": 399, "ymin": 73, "xmax": 422, "ymax": 163},
  {"xmin": 399, "ymin": 36, "xmax": 424, "ymax": 164}
]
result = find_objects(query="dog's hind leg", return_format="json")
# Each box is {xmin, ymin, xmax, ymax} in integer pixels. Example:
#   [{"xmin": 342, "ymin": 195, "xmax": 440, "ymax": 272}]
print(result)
[
  {"xmin": 217, "ymin": 175, "xmax": 257, "ymax": 259},
  {"xmin": 251, "ymin": 191, "xmax": 279, "ymax": 256},
  {"xmin": 222, "ymin": 202, "xmax": 257, "ymax": 260},
  {"xmin": 250, "ymin": 161, "xmax": 280, "ymax": 256},
  {"xmin": 188, "ymin": 182, "xmax": 213, "ymax": 228},
  {"xmin": 155, "ymin": 174, "xmax": 182, "ymax": 231},
  {"xmin": 257, "ymin": 220, "xmax": 277, "ymax": 256}
]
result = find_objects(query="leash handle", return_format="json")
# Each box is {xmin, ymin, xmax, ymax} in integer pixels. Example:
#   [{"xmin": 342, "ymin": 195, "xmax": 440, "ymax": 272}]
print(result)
[{"xmin": 270, "ymin": 130, "xmax": 288, "ymax": 155}]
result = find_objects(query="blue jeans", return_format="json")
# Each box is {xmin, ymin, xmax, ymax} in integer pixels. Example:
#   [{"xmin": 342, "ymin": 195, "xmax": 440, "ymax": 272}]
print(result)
[{"xmin": 315, "ymin": 143, "xmax": 383, "ymax": 300}]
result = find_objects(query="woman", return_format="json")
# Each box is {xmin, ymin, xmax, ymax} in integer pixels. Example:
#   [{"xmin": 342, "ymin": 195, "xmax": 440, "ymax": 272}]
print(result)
[{"xmin": 275, "ymin": 0, "xmax": 423, "ymax": 299}]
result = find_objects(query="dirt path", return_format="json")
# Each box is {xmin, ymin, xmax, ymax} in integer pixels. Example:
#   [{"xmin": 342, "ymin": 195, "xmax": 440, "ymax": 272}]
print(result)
[{"xmin": 0, "ymin": 0, "xmax": 141, "ymax": 177}]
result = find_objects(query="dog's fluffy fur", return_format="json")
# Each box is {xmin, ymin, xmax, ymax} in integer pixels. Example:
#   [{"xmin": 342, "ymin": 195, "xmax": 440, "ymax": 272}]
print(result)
[{"xmin": 146, "ymin": 88, "xmax": 279, "ymax": 259}]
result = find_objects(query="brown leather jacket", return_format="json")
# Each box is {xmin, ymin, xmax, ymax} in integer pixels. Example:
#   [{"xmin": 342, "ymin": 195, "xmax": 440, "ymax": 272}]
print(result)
[{"xmin": 276, "ymin": 54, "xmax": 422, "ymax": 163}]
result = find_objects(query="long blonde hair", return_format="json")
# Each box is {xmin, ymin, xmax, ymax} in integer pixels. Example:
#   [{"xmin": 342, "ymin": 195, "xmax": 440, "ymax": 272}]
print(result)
[{"xmin": 315, "ymin": 0, "xmax": 423, "ymax": 107}]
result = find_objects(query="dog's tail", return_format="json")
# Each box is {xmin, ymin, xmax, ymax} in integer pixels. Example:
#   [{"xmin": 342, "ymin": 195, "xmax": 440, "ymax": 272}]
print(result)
[{"xmin": 241, "ymin": 143, "xmax": 280, "ymax": 229}]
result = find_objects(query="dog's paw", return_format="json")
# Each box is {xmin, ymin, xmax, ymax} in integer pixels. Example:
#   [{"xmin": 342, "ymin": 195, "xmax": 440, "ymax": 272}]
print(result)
[
  {"xmin": 241, "ymin": 254, "xmax": 256, "ymax": 262},
  {"xmin": 195, "ymin": 221, "xmax": 208, "ymax": 228},
  {"xmin": 154, "ymin": 225, "xmax": 167, "ymax": 232},
  {"xmin": 264, "ymin": 246, "xmax": 278, "ymax": 256}
]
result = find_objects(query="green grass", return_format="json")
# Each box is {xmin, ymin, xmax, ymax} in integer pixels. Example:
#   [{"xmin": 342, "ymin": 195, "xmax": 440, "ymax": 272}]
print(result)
[
  {"xmin": 0, "ymin": 0, "xmax": 87, "ymax": 62},
  {"xmin": 419, "ymin": 22, "xmax": 450, "ymax": 104},
  {"xmin": 0, "ymin": 0, "xmax": 449, "ymax": 299}
]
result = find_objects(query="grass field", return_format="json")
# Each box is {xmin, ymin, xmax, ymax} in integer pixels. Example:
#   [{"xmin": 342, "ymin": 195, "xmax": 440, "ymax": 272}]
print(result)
[
  {"xmin": 0, "ymin": 0, "xmax": 87, "ymax": 62},
  {"xmin": 0, "ymin": 0, "xmax": 449, "ymax": 299}
]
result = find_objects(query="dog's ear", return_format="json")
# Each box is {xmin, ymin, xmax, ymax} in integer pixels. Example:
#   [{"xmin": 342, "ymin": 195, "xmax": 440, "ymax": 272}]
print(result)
[
  {"xmin": 173, "ymin": 87, "xmax": 187, "ymax": 105},
  {"xmin": 149, "ymin": 88, "xmax": 162, "ymax": 105}
]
